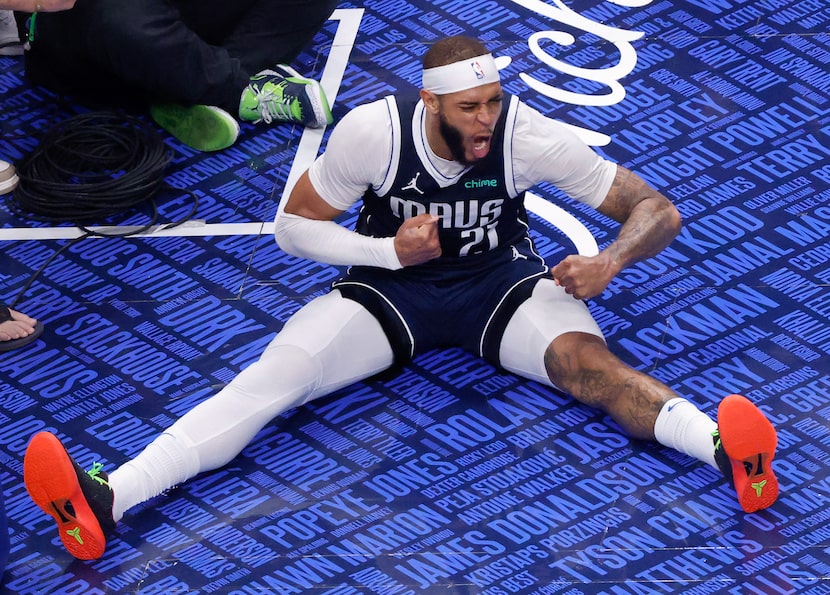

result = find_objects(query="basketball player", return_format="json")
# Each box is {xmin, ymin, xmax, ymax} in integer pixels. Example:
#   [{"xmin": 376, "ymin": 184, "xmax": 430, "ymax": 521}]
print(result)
[{"xmin": 23, "ymin": 35, "xmax": 779, "ymax": 560}]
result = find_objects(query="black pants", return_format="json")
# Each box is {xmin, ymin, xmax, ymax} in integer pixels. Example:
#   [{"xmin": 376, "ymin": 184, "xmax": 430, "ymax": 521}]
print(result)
[{"xmin": 21, "ymin": 0, "xmax": 338, "ymax": 111}]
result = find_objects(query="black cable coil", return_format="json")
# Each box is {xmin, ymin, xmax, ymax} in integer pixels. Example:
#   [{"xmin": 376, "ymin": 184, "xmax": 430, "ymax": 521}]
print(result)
[{"xmin": 10, "ymin": 110, "xmax": 172, "ymax": 222}]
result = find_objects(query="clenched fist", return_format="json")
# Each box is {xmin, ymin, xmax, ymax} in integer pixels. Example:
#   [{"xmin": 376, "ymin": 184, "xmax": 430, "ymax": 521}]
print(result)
[
  {"xmin": 394, "ymin": 213, "xmax": 442, "ymax": 267},
  {"xmin": 552, "ymin": 253, "xmax": 619, "ymax": 300}
]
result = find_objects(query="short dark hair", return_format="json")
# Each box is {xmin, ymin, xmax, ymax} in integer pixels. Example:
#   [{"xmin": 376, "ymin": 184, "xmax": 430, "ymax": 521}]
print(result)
[{"xmin": 423, "ymin": 36, "xmax": 488, "ymax": 69}]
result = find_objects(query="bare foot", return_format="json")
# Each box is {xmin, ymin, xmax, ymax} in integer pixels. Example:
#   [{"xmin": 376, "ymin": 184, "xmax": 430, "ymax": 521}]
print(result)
[{"xmin": 0, "ymin": 308, "xmax": 38, "ymax": 342}]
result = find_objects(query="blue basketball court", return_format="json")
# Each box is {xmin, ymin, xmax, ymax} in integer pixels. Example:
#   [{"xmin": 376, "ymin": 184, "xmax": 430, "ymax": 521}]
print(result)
[{"xmin": 1, "ymin": 1, "xmax": 829, "ymax": 593}]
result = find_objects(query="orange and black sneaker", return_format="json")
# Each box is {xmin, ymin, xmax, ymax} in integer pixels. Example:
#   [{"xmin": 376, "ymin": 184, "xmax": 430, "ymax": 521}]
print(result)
[
  {"xmin": 23, "ymin": 431, "xmax": 115, "ymax": 560},
  {"xmin": 713, "ymin": 394, "xmax": 778, "ymax": 513}
]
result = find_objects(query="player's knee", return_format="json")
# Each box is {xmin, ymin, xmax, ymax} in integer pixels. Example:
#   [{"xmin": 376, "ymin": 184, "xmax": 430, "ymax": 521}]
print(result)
[
  {"xmin": 544, "ymin": 333, "xmax": 614, "ymax": 393},
  {"xmin": 236, "ymin": 344, "xmax": 322, "ymax": 406},
  {"xmin": 270, "ymin": 344, "xmax": 322, "ymax": 392}
]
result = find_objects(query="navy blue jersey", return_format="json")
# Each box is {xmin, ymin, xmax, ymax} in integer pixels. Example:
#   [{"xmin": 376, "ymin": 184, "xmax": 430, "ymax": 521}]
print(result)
[
  {"xmin": 354, "ymin": 94, "xmax": 541, "ymax": 280},
  {"xmin": 334, "ymin": 95, "xmax": 549, "ymax": 363}
]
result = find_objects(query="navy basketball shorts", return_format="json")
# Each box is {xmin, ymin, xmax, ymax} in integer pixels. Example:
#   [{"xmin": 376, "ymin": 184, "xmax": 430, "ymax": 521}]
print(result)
[{"xmin": 333, "ymin": 243, "xmax": 551, "ymax": 366}]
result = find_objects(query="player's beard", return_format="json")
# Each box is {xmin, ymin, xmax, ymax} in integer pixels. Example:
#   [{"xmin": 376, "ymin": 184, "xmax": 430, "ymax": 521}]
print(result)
[{"xmin": 439, "ymin": 113, "xmax": 475, "ymax": 166}]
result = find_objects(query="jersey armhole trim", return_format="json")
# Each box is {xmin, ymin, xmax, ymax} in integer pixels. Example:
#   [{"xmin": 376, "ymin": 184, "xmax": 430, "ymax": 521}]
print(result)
[
  {"xmin": 377, "ymin": 96, "xmax": 401, "ymax": 197},
  {"xmin": 504, "ymin": 95, "xmax": 520, "ymax": 198}
]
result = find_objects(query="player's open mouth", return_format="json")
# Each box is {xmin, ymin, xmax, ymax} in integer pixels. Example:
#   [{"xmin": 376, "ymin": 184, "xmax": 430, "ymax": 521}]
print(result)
[{"xmin": 472, "ymin": 135, "xmax": 491, "ymax": 159}]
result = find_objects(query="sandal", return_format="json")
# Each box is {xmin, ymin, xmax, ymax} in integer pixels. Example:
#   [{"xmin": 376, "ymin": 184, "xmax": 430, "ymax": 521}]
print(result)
[{"xmin": 0, "ymin": 304, "xmax": 44, "ymax": 352}]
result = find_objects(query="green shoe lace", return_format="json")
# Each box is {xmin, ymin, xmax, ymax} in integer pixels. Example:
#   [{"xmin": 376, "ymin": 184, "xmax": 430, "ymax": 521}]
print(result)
[
  {"xmin": 240, "ymin": 68, "xmax": 331, "ymax": 127},
  {"xmin": 252, "ymin": 80, "xmax": 303, "ymax": 124},
  {"xmin": 87, "ymin": 462, "xmax": 109, "ymax": 486}
]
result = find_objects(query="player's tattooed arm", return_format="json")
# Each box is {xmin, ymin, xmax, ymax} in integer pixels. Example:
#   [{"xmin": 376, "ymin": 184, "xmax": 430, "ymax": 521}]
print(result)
[
  {"xmin": 552, "ymin": 166, "xmax": 681, "ymax": 300},
  {"xmin": 596, "ymin": 165, "xmax": 681, "ymax": 273}
]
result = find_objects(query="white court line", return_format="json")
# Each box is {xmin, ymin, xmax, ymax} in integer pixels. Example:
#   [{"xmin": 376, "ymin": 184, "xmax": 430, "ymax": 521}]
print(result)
[
  {"xmin": 277, "ymin": 8, "xmax": 365, "ymax": 217},
  {"xmin": 0, "ymin": 6, "xmax": 599, "ymax": 258},
  {"xmin": 526, "ymin": 192, "xmax": 599, "ymax": 256}
]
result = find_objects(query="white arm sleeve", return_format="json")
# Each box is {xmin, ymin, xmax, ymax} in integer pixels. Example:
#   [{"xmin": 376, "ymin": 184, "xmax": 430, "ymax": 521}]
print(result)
[
  {"xmin": 275, "ymin": 212, "xmax": 403, "ymax": 270},
  {"xmin": 274, "ymin": 98, "xmax": 403, "ymax": 270}
]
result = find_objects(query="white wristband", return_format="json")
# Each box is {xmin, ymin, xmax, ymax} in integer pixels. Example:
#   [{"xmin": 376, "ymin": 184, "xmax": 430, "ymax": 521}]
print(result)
[{"xmin": 274, "ymin": 211, "xmax": 402, "ymax": 270}]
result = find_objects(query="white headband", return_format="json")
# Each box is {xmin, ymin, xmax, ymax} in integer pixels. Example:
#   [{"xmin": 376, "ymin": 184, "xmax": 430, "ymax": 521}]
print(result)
[{"xmin": 422, "ymin": 53, "xmax": 501, "ymax": 95}]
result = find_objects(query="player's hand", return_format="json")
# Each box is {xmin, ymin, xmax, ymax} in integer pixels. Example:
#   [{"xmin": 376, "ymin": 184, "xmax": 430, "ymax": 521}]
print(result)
[
  {"xmin": 38, "ymin": 0, "xmax": 77, "ymax": 11},
  {"xmin": 394, "ymin": 214, "xmax": 442, "ymax": 267},
  {"xmin": 551, "ymin": 254, "xmax": 617, "ymax": 300}
]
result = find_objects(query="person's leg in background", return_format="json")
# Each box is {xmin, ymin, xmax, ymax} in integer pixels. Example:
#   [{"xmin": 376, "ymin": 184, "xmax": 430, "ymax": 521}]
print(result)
[
  {"xmin": 217, "ymin": 0, "xmax": 340, "ymax": 73},
  {"xmin": 19, "ymin": 0, "xmax": 241, "ymax": 150},
  {"xmin": 22, "ymin": 0, "xmax": 335, "ymax": 151},
  {"xmin": 0, "ymin": 160, "xmax": 18, "ymax": 195},
  {"xmin": 151, "ymin": 0, "xmax": 338, "ymax": 150},
  {"xmin": 24, "ymin": 0, "xmax": 238, "ymax": 107}
]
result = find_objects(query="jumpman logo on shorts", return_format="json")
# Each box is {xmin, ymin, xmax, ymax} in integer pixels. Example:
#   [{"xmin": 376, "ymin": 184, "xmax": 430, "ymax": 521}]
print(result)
[
  {"xmin": 511, "ymin": 246, "xmax": 527, "ymax": 261},
  {"xmin": 402, "ymin": 172, "xmax": 424, "ymax": 194}
]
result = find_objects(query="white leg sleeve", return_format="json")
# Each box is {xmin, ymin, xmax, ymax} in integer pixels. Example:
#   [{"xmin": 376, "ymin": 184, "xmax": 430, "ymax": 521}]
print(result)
[
  {"xmin": 109, "ymin": 290, "xmax": 393, "ymax": 519},
  {"xmin": 498, "ymin": 279, "xmax": 604, "ymax": 386}
]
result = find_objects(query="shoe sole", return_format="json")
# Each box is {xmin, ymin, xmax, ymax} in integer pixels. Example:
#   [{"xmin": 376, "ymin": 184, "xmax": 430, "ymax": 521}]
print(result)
[
  {"xmin": 150, "ymin": 104, "xmax": 240, "ymax": 152},
  {"xmin": 0, "ymin": 171, "xmax": 18, "ymax": 194},
  {"xmin": 303, "ymin": 80, "xmax": 332, "ymax": 128},
  {"xmin": 24, "ymin": 432, "xmax": 107, "ymax": 560},
  {"xmin": 0, "ymin": 41, "xmax": 23, "ymax": 56},
  {"xmin": 717, "ymin": 394, "xmax": 778, "ymax": 513}
]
